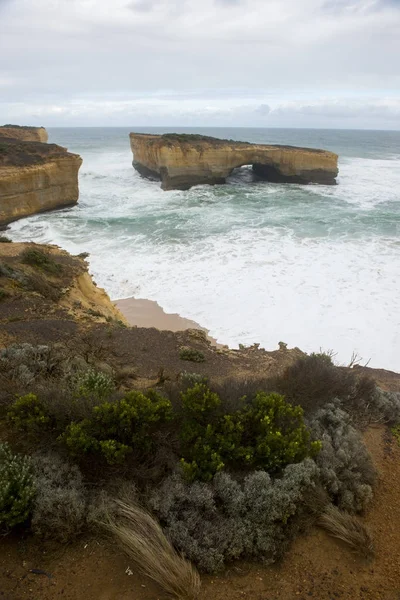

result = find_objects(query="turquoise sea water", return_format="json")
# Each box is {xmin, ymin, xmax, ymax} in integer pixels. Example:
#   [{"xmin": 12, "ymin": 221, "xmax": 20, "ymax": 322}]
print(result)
[{"xmin": 7, "ymin": 127, "xmax": 400, "ymax": 370}]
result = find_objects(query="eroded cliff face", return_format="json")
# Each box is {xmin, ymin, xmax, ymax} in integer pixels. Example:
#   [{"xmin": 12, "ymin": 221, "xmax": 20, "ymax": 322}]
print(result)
[
  {"xmin": 0, "ymin": 138, "xmax": 82, "ymax": 227},
  {"xmin": 0, "ymin": 125, "xmax": 48, "ymax": 143},
  {"xmin": 130, "ymin": 133, "xmax": 339, "ymax": 190}
]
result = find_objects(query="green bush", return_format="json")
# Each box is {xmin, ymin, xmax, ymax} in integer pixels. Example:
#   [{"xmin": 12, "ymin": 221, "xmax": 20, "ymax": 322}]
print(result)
[
  {"xmin": 0, "ymin": 443, "xmax": 35, "ymax": 528},
  {"xmin": 0, "ymin": 236, "xmax": 12, "ymax": 243},
  {"xmin": 21, "ymin": 248, "xmax": 62, "ymax": 275},
  {"xmin": 74, "ymin": 368, "xmax": 114, "ymax": 402},
  {"xmin": 62, "ymin": 390, "xmax": 173, "ymax": 465},
  {"xmin": 7, "ymin": 394, "xmax": 50, "ymax": 431},
  {"xmin": 179, "ymin": 347, "xmax": 205, "ymax": 363},
  {"xmin": 179, "ymin": 384, "xmax": 320, "ymax": 482}
]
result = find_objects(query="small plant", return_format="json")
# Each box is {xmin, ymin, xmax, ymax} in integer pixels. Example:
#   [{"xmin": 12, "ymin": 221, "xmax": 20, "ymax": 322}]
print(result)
[
  {"xmin": 319, "ymin": 505, "xmax": 374, "ymax": 559},
  {"xmin": 179, "ymin": 347, "xmax": 205, "ymax": 363},
  {"xmin": 392, "ymin": 424, "xmax": 400, "ymax": 445},
  {"xmin": 31, "ymin": 453, "xmax": 87, "ymax": 542},
  {"xmin": 7, "ymin": 394, "xmax": 50, "ymax": 431},
  {"xmin": 0, "ymin": 236, "xmax": 12, "ymax": 243},
  {"xmin": 74, "ymin": 368, "xmax": 114, "ymax": 402},
  {"xmin": 61, "ymin": 390, "xmax": 173, "ymax": 465},
  {"xmin": 150, "ymin": 459, "xmax": 318, "ymax": 572},
  {"xmin": 0, "ymin": 288, "xmax": 9, "ymax": 301},
  {"xmin": 180, "ymin": 372, "xmax": 209, "ymax": 387},
  {"xmin": 99, "ymin": 497, "xmax": 201, "ymax": 599},
  {"xmin": 274, "ymin": 352, "xmax": 356, "ymax": 414},
  {"xmin": 179, "ymin": 384, "xmax": 320, "ymax": 482},
  {"xmin": 86, "ymin": 308, "xmax": 104, "ymax": 318},
  {"xmin": 0, "ymin": 442, "xmax": 35, "ymax": 528},
  {"xmin": 21, "ymin": 248, "xmax": 62, "ymax": 275}
]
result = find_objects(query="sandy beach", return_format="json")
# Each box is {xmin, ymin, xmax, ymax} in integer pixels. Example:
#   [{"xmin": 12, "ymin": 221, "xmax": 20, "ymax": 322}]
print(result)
[{"xmin": 115, "ymin": 296, "xmax": 221, "ymax": 346}]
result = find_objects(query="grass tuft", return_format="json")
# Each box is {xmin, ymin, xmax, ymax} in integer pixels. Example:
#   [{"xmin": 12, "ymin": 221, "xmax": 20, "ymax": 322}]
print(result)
[
  {"xmin": 99, "ymin": 497, "xmax": 201, "ymax": 599},
  {"xmin": 319, "ymin": 504, "xmax": 374, "ymax": 559}
]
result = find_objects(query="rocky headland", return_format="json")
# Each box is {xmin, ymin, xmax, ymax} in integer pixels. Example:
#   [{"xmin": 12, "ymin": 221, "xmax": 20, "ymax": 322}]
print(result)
[
  {"xmin": 0, "ymin": 124, "xmax": 48, "ymax": 143},
  {"xmin": 0, "ymin": 127, "xmax": 82, "ymax": 227},
  {"xmin": 130, "ymin": 133, "xmax": 339, "ymax": 190}
]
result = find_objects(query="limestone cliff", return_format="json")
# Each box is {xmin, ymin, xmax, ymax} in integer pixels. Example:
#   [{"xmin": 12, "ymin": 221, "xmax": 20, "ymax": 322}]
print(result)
[
  {"xmin": 0, "ymin": 138, "xmax": 82, "ymax": 227},
  {"xmin": 0, "ymin": 125, "xmax": 48, "ymax": 143},
  {"xmin": 130, "ymin": 133, "xmax": 339, "ymax": 190}
]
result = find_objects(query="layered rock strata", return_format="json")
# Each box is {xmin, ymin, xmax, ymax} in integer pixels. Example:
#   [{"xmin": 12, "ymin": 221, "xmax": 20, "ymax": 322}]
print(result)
[
  {"xmin": 130, "ymin": 133, "xmax": 339, "ymax": 190},
  {"xmin": 0, "ymin": 125, "xmax": 48, "ymax": 143},
  {"xmin": 0, "ymin": 136, "xmax": 82, "ymax": 227}
]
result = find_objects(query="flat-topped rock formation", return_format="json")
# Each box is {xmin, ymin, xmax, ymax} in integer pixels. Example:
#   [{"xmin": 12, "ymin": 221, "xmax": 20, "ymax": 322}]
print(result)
[
  {"xmin": 0, "ymin": 135, "xmax": 82, "ymax": 227},
  {"xmin": 130, "ymin": 133, "xmax": 339, "ymax": 190},
  {"xmin": 0, "ymin": 124, "xmax": 48, "ymax": 143}
]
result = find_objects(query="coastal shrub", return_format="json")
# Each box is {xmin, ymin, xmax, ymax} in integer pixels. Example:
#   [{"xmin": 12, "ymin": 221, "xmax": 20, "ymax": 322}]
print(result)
[
  {"xmin": 0, "ymin": 442, "xmax": 35, "ymax": 528},
  {"xmin": 149, "ymin": 458, "xmax": 318, "ymax": 573},
  {"xmin": 0, "ymin": 236, "xmax": 12, "ymax": 243},
  {"xmin": 180, "ymin": 371, "xmax": 209, "ymax": 387},
  {"xmin": 179, "ymin": 384, "xmax": 321, "ymax": 482},
  {"xmin": 356, "ymin": 387, "xmax": 400, "ymax": 426},
  {"xmin": 21, "ymin": 248, "xmax": 62, "ymax": 275},
  {"xmin": 273, "ymin": 353, "xmax": 360, "ymax": 414},
  {"xmin": 309, "ymin": 403, "xmax": 376, "ymax": 512},
  {"xmin": 0, "ymin": 343, "xmax": 67, "ymax": 387},
  {"xmin": 7, "ymin": 393, "xmax": 50, "ymax": 431},
  {"xmin": 0, "ymin": 288, "xmax": 9, "ymax": 301},
  {"xmin": 62, "ymin": 390, "xmax": 173, "ymax": 465},
  {"xmin": 210, "ymin": 376, "xmax": 272, "ymax": 413},
  {"xmin": 74, "ymin": 368, "xmax": 114, "ymax": 402},
  {"xmin": 24, "ymin": 271, "xmax": 63, "ymax": 301},
  {"xmin": 31, "ymin": 453, "xmax": 87, "ymax": 542},
  {"xmin": 179, "ymin": 347, "xmax": 205, "ymax": 363}
]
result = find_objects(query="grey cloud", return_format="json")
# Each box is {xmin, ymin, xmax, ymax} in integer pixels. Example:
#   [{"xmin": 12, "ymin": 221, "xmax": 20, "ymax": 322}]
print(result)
[
  {"xmin": 127, "ymin": 0, "xmax": 155, "ymax": 12},
  {"xmin": 255, "ymin": 104, "xmax": 271, "ymax": 116},
  {"xmin": 0, "ymin": 0, "xmax": 399, "ymax": 128}
]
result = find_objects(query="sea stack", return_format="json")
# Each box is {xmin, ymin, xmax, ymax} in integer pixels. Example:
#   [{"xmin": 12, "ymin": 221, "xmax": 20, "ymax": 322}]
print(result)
[
  {"xmin": 0, "ymin": 126, "xmax": 82, "ymax": 227},
  {"xmin": 130, "ymin": 133, "xmax": 339, "ymax": 191}
]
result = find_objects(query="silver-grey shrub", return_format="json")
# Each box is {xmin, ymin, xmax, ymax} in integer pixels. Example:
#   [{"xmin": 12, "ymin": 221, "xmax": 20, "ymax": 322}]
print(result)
[
  {"xmin": 149, "ymin": 458, "xmax": 318, "ymax": 573},
  {"xmin": 31, "ymin": 453, "xmax": 87, "ymax": 542},
  {"xmin": 309, "ymin": 403, "xmax": 375, "ymax": 513},
  {"xmin": 0, "ymin": 343, "xmax": 71, "ymax": 387}
]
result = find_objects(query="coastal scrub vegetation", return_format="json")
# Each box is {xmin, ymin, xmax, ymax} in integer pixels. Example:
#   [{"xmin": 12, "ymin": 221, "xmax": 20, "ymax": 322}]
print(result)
[
  {"xmin": 21, "ymin": 247, "xmax": 63, "ymax": 275},
  {"xmin": 1, "ymin": 342, "xmax": 399, "ymax": 577},
  {"xmin": 179, "ymin": 346, "xmax": 206, "ymax": 362}
]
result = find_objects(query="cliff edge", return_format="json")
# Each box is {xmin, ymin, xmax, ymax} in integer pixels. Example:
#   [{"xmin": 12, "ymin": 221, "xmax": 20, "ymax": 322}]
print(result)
[
  {"xmin": 130, "ymin": 133, "xmax": 339, "ymax": 190},
  {"xmin": 0, "ymin": 136, "xmax": 82, "ymax": 227},
  {"xmin": 0, "ymin": 125, "xmax": 48, "ymax": 143}
]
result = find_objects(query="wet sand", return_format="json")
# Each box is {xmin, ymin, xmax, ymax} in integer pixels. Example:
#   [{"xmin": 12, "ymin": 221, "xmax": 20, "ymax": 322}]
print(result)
[{"xmin": 115, "ymin": 297, "xmax": 221, "ymax": 346}]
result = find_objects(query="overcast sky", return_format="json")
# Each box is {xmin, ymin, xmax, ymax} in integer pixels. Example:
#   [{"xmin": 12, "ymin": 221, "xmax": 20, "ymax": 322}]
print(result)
[{"xmin": 1, "ymin": 0, "xmax": 399, "ymax": 128}]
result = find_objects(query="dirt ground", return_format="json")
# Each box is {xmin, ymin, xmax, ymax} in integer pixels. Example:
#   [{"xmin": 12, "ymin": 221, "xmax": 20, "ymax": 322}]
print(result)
[{"xmin": 1, "ymin": 424, "xmax": 400, "ymax": 600}]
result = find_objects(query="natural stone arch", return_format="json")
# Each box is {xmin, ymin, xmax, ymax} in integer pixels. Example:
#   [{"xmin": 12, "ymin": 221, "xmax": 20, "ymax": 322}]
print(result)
[{"xmin": 130, "ymin": 133, "xmax": 339, "ymax": 191}]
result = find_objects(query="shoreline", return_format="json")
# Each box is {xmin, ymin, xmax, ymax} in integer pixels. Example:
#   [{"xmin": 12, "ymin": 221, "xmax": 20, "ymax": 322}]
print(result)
[{"xmin": 114, "ymin": 296, "xmax": 222, "ymax": 347}]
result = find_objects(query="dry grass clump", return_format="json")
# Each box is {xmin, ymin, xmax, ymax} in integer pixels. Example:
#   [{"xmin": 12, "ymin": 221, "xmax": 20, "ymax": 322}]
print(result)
[
  {"xmin": 99, "ymin": 497, "xmax": 201, "ymax": 600},
  {"xmin": 319, "ymin": 504, "xmax": 374, "ymax": 559}
]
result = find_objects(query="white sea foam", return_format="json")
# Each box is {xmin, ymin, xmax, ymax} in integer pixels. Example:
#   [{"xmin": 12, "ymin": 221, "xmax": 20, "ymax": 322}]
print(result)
[{"xmin": 8, "ymin": 130, "xmax": 400, "ymax": 371}]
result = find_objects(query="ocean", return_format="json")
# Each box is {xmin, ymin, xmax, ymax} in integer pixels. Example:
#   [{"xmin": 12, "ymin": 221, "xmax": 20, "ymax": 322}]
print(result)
[{"xmin": 7, "ymin": 127, "xmax": 400, "ymax": 371}]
